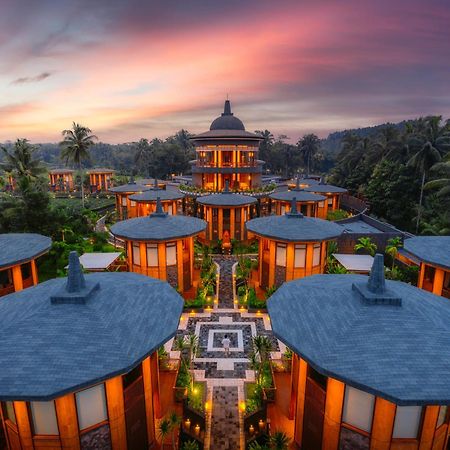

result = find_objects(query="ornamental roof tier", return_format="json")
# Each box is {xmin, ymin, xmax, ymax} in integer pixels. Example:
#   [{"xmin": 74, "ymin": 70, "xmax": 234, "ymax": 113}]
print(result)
[
  {"xmin": 129, "ymin": 187, "xmax": 184, "ymax": 202},
  {"xmin": 110, "ymin": 198, "xmax": 206, "ymax": 241},
  {"xmin": 0, "ymin": 252, "xmax": 183, "ymax": 401},
  {"xmin": 403, "ymin": 236, "xmax": 450, "ymax": 270},
  {"xmin": 196, "ymin": 192, "xmax": 257, "ymax": 207},
  {"xmin": 86, "ymin": 168, "xmax": 115, "ymax": 174},
  {"xmin": 49, "ymin": 169, "xmax": 74, "ymax": 174},
  {"xmin": 304, "ymin": 180, "xmax": 347, "ymax": 194},
  {"xmin": 109, "ymin": 177, "xmax": 151, "ymax": 193},
  {"xmin": 191, "ymin": 100, "xmax": 263, "ymax": 142},
  {"xmin": 0, "ymin": 233, "xmax": 52, "ymax": 269},
  {"xmin": 246, "ymin": 198, "xmax": 342, "ymax": 242},
  {"xmin": 270, "ymin": 179, "xmax": 326, "ymax": 202},
  {"xmin": 268, "ymin": 254, "xmax": 450, "ymax": 406}
]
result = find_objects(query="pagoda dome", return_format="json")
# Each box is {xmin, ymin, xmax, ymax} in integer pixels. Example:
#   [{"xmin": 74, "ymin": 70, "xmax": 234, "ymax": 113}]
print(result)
[{"xmin": 210, "ymin": 100, "xmax": 245, "ymax": 131}]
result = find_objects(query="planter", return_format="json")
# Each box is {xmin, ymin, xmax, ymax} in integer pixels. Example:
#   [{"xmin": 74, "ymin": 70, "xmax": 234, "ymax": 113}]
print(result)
[
  {"xmin": 263, "ymin": 363, "xmax": 277, "ymax": 403},
  {"xmin": 173, "ymin": 361, "xmax": 189, "ymax": 402},
  {"xmin": 181, "ymin": 382, "xmax": 207, "ymax": 447},
  {"xmin": 244, "ymin": 384, "xmax": 268, "ymax": 447}
]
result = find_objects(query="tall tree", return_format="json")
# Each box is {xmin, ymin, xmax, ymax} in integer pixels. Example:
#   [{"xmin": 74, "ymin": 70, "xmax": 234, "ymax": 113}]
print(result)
[
  {"xmin": 1, "ymin": 139, "xmax": 46, "ymax": 180},
  {"xmin": 60, "ymin": 122, "xmax": 97, "ymax": 208},
  {"xmin": 297, "ymin": 133, "xmax": 320, "ymax": 176},
  {"xmin": 133, "ymin": 138, "xmax": 151, "ymax": 175}
]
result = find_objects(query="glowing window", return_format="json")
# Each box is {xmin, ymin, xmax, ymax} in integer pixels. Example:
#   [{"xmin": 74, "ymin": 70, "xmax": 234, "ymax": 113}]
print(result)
[
  {"xmin": 146, "ymin": 244, "xmax": 158, "ymax": 267},
  {"xmin": 132, "ymin": 243, "xmax": 140, "ymax": 265},
  {"xmin": 437, "ymin": 406, "xmax": 448, "ymax": 428},
  {"xmin": 76, "ymin": 384, "xmax": 108, "ymax": 430},
  {"xmin": 393, "ymin": 406, "xmax": 422, "ymax": 438},
  {"xmin": 342, "ymin": 386, "xmax": 375, "ymax": 432},
  {"xmin": 313, "ymin": 244, "xmax": 321, "ymax": 266},
  {"xmin": 166, "ymin": 243, "xmax": 177, "ymax": 266},
  {"xmin": 294, "ymin": 245, "xmax": 306, "ymax": 268},
  {"xmin": 30, "ymin": 401, "xmax": 58, "ymax": 435},
  {"xmin": 276, "ymin": 244, "xmax": 286, "ymax": 267}
]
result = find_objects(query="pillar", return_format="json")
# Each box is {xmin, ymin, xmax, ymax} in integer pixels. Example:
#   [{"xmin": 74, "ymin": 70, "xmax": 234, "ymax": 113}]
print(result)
[
  {"xmin": 305, "ymin": 244, "xmax": 314, "ymax": 277},
  {"xmin": 230, "ymin": 209, "xmax": 235, "ymax": 239},
  {"xmin": 294, "ymin": 359, "xmax": 308, "ymax": 447},
  {"xmin": 289, "ymin": 354, "xmax": 299, "ymax": 419},
  {"xmin": 321, "ymin": 241, "xmax": 327, "ymax": 273},
  {"xmin": 286, "ymin": 243, "xmax": 295, "ymax": 282},
  {"xmin": 142, "ymin": 357, "xmax": 156, "ymax": 445},
  {"xmin": 218, "ymin": 208, "xmax": 223, "ymax": 240},
  {"xmin": 157, "ymin": 243, "xmax": 167, "ymax": 280},
  {"xmin": 139, "ymin": 242, "xmax": 147, "ymax": 276},
  {"xmin": 127, "ymin": 241, "xmax": 132, "ymax": 270},
  {"xmin": 208, "ymin": 207, "xmax": 213, "ymax": 241},
  {"xmin": 268, "ymin": 240, "xmax": 276, "ymax": 288},
  {"xmin": 322, "ymin": 378, "xmax": 345, "ymax": 450},
  {"xmin": 370, "ymin": 397, "xmax": 395, "ymax": 450},
  {"xmin": 419, "ymin": 406, "xmax": 439, "ymax": 450},
  {"xmin": 31, "ymin": 260, "xmax": 38, "ymax": 285},
  {"xmin": 418, "ymin": 263, "xmax": 425, "ymax": 289},
  {"xmin": 12, "ymin": 265, "xmax": 23, "ymax": 292},
  {"xmin": 14, "ymin": 402, "xmax": 33, "ymax": 450},
  {"xmin": 55, "ymin": 394, "xmax": 81, "ymax": 450},
  {"xmin": 177, "ymin": 240, "xmax": 184, "ymax": 291},
  {"xmin": 105, "ymin": 376, "xmax": 127, "ymax": 449},
  {"xmin": 150, "ymin": 353, "xmax": 161, "ymax": 418},
  {"xmin": 433, "ymin": 269, "xmax": 445, "ymax": 296}
]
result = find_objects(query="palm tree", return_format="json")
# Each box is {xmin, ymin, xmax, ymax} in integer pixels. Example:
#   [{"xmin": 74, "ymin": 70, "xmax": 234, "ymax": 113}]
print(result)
[
  {"xmin": 385, "ymin": 237, "xmax": 402, "ymax": 270},
  {"xmin": 407, "ymin": 116, "xmax": 450, "ymax": 232},
  {"xmin": 269, "ymin": 431, "xmax": 291, "ymax": 450},
  {"xmin": 168, "ymin": 411, "xmax": 181, "ymax": 449},
  {"xmin": 180, "ymin": 441, "xmax": 200, "ymax": 450},
  {"xmin": 60, "ymin": 122, "xmax": 97, "ymax": 208},
  {"xmin": 425, "ymin": 152, "xmax": 450, "ymax": 198},
  {"xmin": 158, "ymin": 418, "xmax": 171, "ymax": 449},
  {"xmin": 297, "ymin": 133, "xmax": 320, "ymax": 176},
  {"xmin": 354, "ymin": 237, "xmax": 377, "ymax": 256},
  {"xmin": 1, "ymin": 139, "xmax": 46, "ymax": 180},
  {"xmin": 133, "ymin": 138, "xmax": 151, "ymax": 174}
]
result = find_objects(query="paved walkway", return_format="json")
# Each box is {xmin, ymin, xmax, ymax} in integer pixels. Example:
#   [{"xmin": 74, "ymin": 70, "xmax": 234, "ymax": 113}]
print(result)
[{"xmin": 168, "ymin": 257, "xmax": 285, "ymax": 449}]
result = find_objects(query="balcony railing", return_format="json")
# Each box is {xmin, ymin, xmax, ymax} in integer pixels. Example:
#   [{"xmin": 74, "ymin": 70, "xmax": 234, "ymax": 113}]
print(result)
[{"xmin": 196, "ymin": 162, "xmax": 257, "ymax": 168}]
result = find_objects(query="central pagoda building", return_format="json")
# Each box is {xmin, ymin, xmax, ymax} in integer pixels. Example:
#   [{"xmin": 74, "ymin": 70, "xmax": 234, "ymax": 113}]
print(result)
[{"xmin": 190, "ymin": 100, "xmax": 264, "ymax": 191}]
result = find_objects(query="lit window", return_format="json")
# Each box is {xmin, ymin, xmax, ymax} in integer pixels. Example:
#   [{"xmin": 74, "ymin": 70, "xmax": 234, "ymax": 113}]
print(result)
[
  {"xmin": 313, "ymin": 244, "xmax": 321, "ymax": 266},
  {"xmin": 276, "ymin": 244, "xmax": 286, "ymax": 267},
  {"xmin": 121, "ymin": 196, "xmax": 127, "ymax": 206},
  {"xmin": 76, "ymin": 384, "xmax": 108, "ymax": 430},
  {"xmin": 393, "ymin": 406, "xmax": 422, "ymax": 438},
  {"xmin": 166, "ymin": 243, "xmax": 177, "ymax": 266},
  {"xmin": 294, "ymin": 245, "xmax": 306, "ymax": 268},
  {"xmin": 3, "ymin": 401, "xmax": 16, "ymax": 424},
  {"xmin": 132, "ymin": 243, "xmax": 141, "ymax": 266},
  {"xmin": 437, "ymin": 406, "xmax": 448, "ymax": 428},
  {"xmin": 319, "ymin": 201, "xmax": 324, "ymax": 207},
  {"xmin": 342, "ymin": 386, "xmax": 375, "ymax": 432},
  {"xmin": 327, "ymin": 197, "xmax": 333, "ymax": 206},
  {"xmin": 168, "ymin": 204, "xmax": 173, "ymax": 215},
  {"xmin": 146, "ymin": 244, "xmax": 158, "ymax": 267},
  {"xmin": 30, "ymin": 401, "xmax": 58, "ymax": 435},
  {"xmin": 281, "ymin": 205, "xmax": 286, "ymax": 215},
  {"xmin": 130, "ymin": 200, "xmax": 136, "ymax": 207}
]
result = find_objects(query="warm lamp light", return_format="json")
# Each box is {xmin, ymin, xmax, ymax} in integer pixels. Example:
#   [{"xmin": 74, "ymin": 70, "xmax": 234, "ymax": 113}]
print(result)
[
  {"xmin": 185, "ymin": 418, "xmax": 191, "ymax": 430},
  {"xmin": 249, "ymin": 425, "xmax": 255, "ymax": 435},
  {"xmin": 259, "ymin": 419, "xmax": 265, "ymax": 431},
  {"xmin": 240, "ymin": 402, "xmax": 246, "ymax": 411},
  {"xmin": 195, "ymin": 424, "xmax": 200, "ymax": 436}
]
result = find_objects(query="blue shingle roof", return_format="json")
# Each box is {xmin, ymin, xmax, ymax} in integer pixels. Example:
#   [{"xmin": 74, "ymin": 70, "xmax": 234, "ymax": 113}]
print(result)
[
  {"xmin": 0, "ymin": 254, "xmax": 183, "ymax": 401},
  {"xmin": 304, "ymin": 183, "xmax": 347, "ymax": 194},
  {"xmin": 246, "ymin": 209, "xmax": 342, "ymax": 242},
  {"xmin": 269, "ymin": 189, "xmax": 325, "ymax": 203},
  {"xmin": 129, "ymin": 189, "xmax": 184, "ymax": 202},
  {"xmin": 267, "ymin": 255, "xmax": 450, "ymax": 405},
  {"xmin": 109, "ymin": 182, "xmax": 150, "ymax": 193},
  {"xmin": 196, "ymin": 192, "xmax": 257, "ymax": 207},
  {"xmin": 403, "ymin": 236, "xmax": 450, "ymax": 270},
  {"xmin": 0, "ymin": 233, "xmax": 52, "ymax": 269},
  {"xmin": 110, "ymin": 210, "xmax": 206, "ymax": 241}
]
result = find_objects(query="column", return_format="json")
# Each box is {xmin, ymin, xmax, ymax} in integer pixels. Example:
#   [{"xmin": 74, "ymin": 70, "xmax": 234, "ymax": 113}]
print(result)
[
  {"xmin": 305, "ymin": 244, "xmax": 314, "ymax": 277},
  {"xmin": 14, "ymin": 402, "xmax": 33, "ymax": 450},
  {"xmin": 139, "ymin": 242, "xmax": 147, "ymax": 276},
  {"xmin": 419, "ymin": 406, "xmax": 439, "ymax": 450},
  {"xmin": 418, "ymin": 263, "xmax": 425, "ymax": 289},
  {"xmin": 31, "ymin": 260, "xmax": 38, "ymax": 285},
  {"xmin": 230, "ymin": 208, "xmax": 235, "ymax": 239},
  {"xmin": 12, "ymin": 265, "xmax": 23, "ymax": 292},
  {"xmin": 177, "ymin": 240, "xmax": 184, "ymax": 292},
  {"xmin": 433, "ymin": 269, "xmax": 445, "ymax": 296},
  {"xmin": 320, "ymin": 242, "xmax": 327, "ymax": 273},
  {"xmin": 208, "ymin": 207, "xmax": 213, "ymax": 241},
  {"xmin": 150, "ymin": 353, "xmax": 161, "ymax": 418},
  {"xmin": 127, "ymin": 241, "xmax": 132, "ymax": 271},
  {"xmin": 218, "ymin": 208, "xmax": 223, "ymax": 240},
  {"xmin": 294, "ymin": 359, "xmax": 308, "ymax": 447},
  {"xmin": 105, "ymin": 376, "xmax": 127, "ymax": 449},
  {"xmin": 142, "ymin": 357, "xmax": 156, "ymax": 445},
  {"xmin": 157, "ymin": 243, "xmax": 167, "ymax": 280},
  {"xmin": 322, "ymin": 378, "xmax": 345, "ymax": 450},
  {"xmin": 289, "ymin": 354, "xmax": 299, "ymax": 419},
  {"xmin": 286, "ymin": 243, "xmax": 295, "ymax": 282},
  {"xmin": 370, "ymin": 397, "xmax": 395, "ymax": 450},
  {"xmin": 268, "ymin": 240, "xmax": 276, "ymax": 287},
  {"xmin": 56, "ymin": 394, "xmax": 81, "ymax": 449}
]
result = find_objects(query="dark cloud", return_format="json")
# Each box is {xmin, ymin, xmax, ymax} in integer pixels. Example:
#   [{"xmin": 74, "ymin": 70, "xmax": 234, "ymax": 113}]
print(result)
[{"xmin": 11, "ymin": 72, "xmax": 52, "ymax": 85}]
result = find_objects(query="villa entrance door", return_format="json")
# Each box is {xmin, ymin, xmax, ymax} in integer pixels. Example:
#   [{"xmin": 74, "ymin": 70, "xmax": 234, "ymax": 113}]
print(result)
[{"xmin": 302, "ymin": 376, "xmax": 326, "ymax": 450}]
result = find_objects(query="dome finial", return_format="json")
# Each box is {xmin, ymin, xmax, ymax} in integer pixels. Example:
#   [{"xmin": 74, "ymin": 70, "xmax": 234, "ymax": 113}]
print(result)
[
  {"xmin": 223, "ymin": 99, "xmax": 232, "ymax": 116},
  {"xmin": 286, "ymin": 197, "xmax": 303, "ymax": 218},
  {"xmin": 368, "ymin": 254, "xmax": 386, "ymax": 294},
  {"xmin": 151, "ymin": 197, "xmax": 168, "ymax": 217},
  {"xmin": 66, "ymin": 251, "xmax": 86, "ymax": 293}
]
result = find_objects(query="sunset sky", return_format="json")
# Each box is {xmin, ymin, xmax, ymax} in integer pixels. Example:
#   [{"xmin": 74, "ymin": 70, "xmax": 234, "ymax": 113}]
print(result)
[{"xmin": 1, "ymin": 0, "xmax": 450, "ymax": 143}]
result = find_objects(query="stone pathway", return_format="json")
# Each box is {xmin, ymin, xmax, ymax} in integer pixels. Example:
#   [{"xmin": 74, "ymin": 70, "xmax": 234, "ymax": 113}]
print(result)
[
  {"xmin": 211, "ymin": 387, "xmax": 240, "ymax": 450},
  {"xmin": 214, "ymin": 256, "xmax": 238, "ymax": 309},
  {"xmin": 168, "ymin": 258, "xmax": 286, "ymax": 449}
]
